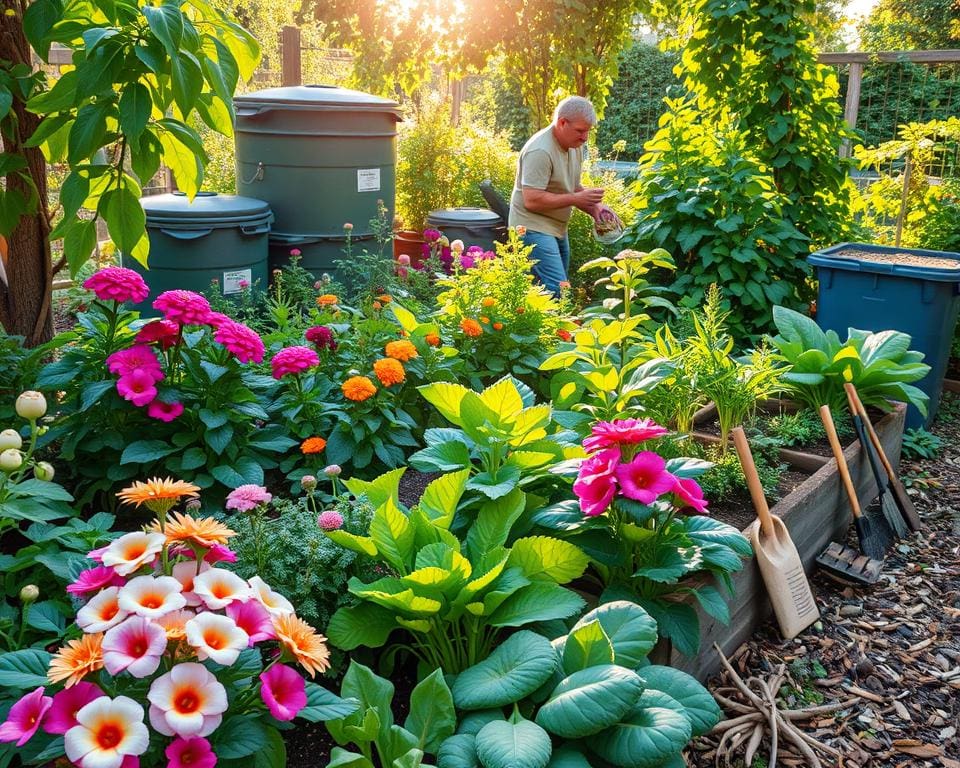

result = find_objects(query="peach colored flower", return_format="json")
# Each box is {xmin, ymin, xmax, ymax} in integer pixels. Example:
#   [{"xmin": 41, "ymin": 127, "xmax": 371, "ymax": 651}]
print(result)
[
  {"xmin": 48, "ymin": 634, "xmax": 105, "ymax": 687},
  {"xmin": 151, "ymin": 513, "xmax": 236, "ymax": 549},
  {"xmin": 184, "ymin": 613, "xmax": 249, "ymax": 666},
  {"xmin": 77, "ymin": 587, "xmax": 129, "ymax": 634},
  {"xmin": 117, "ymin": 575, "xmax": 187, "ymax": 619},
  {"xmin": 316, "ymin": 294, "xmax": 339, "ymax": 307},
  {"xmin": 191, "ymin": 569, "xmax": 251, "ymax": 610},
  {"xmin": 248, "ymin": 576, "xmax": 295, "ymax": 617},
  {"xmin": 100, "ymin": 532, "xmax": 166, "ymax": 577},
  {"xmin": 116, "ymin": 478, "xmax": 199, "ymax": 510},
  {"xmin": 481, "ymin": 296, "xmax": 495, "ymax": 308},
  {"xmin": 147, "ymin": 663, "xmax": 227, "ymax": 738},
  {"xmin": 64, "ymin": 696, "xmax": 149, "ymax": 768},
  {"xmin": 273, "ymin": 613, "xmax": 331, "ymax": 678}
]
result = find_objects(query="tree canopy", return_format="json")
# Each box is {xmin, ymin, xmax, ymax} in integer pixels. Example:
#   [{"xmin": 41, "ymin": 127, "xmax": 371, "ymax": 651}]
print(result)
[{"xmin": 858, "ymin": 0, "xmax": 960, "ymax": 51}]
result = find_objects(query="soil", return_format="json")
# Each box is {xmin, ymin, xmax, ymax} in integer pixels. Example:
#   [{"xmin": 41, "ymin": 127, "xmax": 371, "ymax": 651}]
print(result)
[
  {"xmin": 707, "ymin": 468, "xmax": 812, "ymax": 532},
  {"xmin": 833, "ymin": 248, "xmax": 960, "ymax": 270}
]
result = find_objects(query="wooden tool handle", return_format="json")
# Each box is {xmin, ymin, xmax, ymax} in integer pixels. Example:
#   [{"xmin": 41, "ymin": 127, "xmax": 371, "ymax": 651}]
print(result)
[
  {"xmin": 819, "ymin": 404, "xmax": 863, "ymax": 519},
  {"xmin": 845, "ymin": 382, "xmax": 896, "ymax": 478},
  {"xmin": 732, "ymin": 426, "xmax": 775, "ymax": 537}
]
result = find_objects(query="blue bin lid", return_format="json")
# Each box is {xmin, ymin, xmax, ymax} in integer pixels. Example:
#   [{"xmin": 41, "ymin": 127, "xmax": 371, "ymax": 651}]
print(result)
[
  {"xmin": 426, "ymin": 207, "xmax": 502, "ymax": 227},
  {"xmin": 234, "ymin": 85, "xmax": 401, "ymax": 118},
  {"xmin": 808, "ymin": 242, "xmax": 960, "ymax": 282},
  {"xmin": 141, "ymin": 192, "xmax": 274, "ymax": 230}
]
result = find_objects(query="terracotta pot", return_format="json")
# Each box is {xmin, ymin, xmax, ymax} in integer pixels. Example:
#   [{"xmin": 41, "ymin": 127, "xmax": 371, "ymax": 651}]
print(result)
[{"xmin": 393, "ymin": 229, "xmax": 425, "ymax": 268}]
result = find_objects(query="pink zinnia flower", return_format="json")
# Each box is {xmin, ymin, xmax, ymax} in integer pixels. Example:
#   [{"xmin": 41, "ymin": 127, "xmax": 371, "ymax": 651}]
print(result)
[
  {"xmin": 615, "ymin": 451, "xmax": 676, "ymax": 505},
  {"xmin": 305, "ymin": 325, "xmax": 336, "ymax": 351},
  {"xmin": 259, "ymin": 664, "xmax": 307, "ymax": 721},
  {"xmin": 67, "ymin": 566, "xmax": 126, "ymax": 597},
  {"xmin": 672, "ymin": 476, "xmax": 709, "ymax": 514},
  {"xmin": 0, "ymin": 687, "xmax": 53, "ymax": 746},
  {"xmin": 481, "ymin": 250, "xmax": 496, "ymax": 260},
  {"xmin": 270, "ymin": 346, "xmax": 320, "ymax": 379},
  {"xmin": 573, "ymin": 447, "xmax": 620, "ymax": 517},
  {"xmin": 166, "ymin": 736, "xmax": 217, "ymax": 768},
  {"xmin": 225, "ymin": 484, "xmax": 272, "ymax": 512},
  {"xmin": 206, "ymin": 312, "xmax": 231, "ymax": 329},
  {"xmin": 102, "ymin": 616, "xmax": 168, "ymax": 678},
  {"xmin": 466, "ymin": 245, "xmax": 484, "ymax": 255},
  {"xmin": 459, "ymin": 254, "xmax": 476, "ymax": 270},
  {"xmin": 106, "ymin": 346, "xmax": 164, "ymax": 380},
  {"xmin": 317, "ymin": 510, "xmax": 344, "ymax": 531},
  {"xmin": 226, "ymin": 599, "xmax": 276, "ymax": 645},
  {"xmin": 582, "ymin": 418, "xmax": 670, "ymax": 453},
  {"xmin": 116, "ymin": 369, "xmax": 158, "ymax": 407},
  {"xmin": 146, "ymin": 400, "xmax": 183, "ymax": 422},
  {"xmin": 423, "ymin": 228, "xmax": 441, "ymax": 242},
  {"xmin": 153, "ymin": 290, "xmax": 212, "ymax": 326},
  {"xmin": 214, "ymin": 320, "xmax": 265, "ymax": 363},
  {"xmin": 43, "ymin": 682, "xmax": 105, "ymax": 735},
  {"xmin": 134, "ymin": 320, "xmax": 179, "ymax": 348},
  {"xmin": 83, "ymin": 267, "xmax": 149, "ymax": 304},
  {"xmin": 204, "ymin": 544, "xmax": 237, "ymax": 564}
]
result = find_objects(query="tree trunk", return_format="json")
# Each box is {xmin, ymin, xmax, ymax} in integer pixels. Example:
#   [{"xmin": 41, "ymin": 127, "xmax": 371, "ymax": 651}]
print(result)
[{"xmin": 0, "ymin": 1, "xmax": 54, "ymax": 346}]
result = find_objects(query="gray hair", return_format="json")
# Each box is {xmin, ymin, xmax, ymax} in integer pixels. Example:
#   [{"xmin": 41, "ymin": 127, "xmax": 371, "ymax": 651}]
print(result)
[{"xmin": 554, "ymin": 96, "xmax": 597, "ymax": 125}]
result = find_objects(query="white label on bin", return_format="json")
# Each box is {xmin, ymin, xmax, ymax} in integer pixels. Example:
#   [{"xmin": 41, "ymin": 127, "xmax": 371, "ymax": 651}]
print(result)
[
  {"xmin": 222, "ymin": 269, "xmax": 252, "ymax": 295},
  {"xmin": 357, "ymin": 168, "xmax": 381, "ymax": 192}
]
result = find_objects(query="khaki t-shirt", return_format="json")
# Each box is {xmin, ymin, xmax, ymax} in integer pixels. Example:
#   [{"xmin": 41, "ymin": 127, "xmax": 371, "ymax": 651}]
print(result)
[{"xmin": 509, "ymin": 126, "xmax": 587, "ymax": 238}]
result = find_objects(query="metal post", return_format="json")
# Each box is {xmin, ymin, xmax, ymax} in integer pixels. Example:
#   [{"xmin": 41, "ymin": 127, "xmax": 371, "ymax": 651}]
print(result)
[{"xmin": 281, "ymin": 26, "xmax": 302, "ymax": 87}]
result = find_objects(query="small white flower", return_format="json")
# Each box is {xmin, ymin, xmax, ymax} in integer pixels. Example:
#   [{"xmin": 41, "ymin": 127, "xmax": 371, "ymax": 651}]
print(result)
[
  {"xmin": 184, "ymin": 612, "xmax": 249, "ymax": 666},
  {"xmin": 118, "ymin": 575, "xmax": 186, "ymax": 619}
]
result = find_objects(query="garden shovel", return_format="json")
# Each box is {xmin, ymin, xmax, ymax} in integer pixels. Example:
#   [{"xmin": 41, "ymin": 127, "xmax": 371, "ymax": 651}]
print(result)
[
  {"xmin": 732, "ymin": 426, "xmax": 819, "ymax": 639},
  {"xmin": 842, "ymin": 386, "xmax": 909, "ymax": 539},
  {"xmin": 845, "ymin": 383, "xmax": 922, "ymax": 532}
]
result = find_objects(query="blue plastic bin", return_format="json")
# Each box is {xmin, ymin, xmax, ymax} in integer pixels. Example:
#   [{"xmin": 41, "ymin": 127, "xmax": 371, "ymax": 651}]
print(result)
[{"xmin": 808, "ymin": 242, "xmax": 960, "ymax": 429}]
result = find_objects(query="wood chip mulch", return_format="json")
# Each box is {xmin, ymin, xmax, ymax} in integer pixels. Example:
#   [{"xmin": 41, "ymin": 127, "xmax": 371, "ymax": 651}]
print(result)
[{"xmin": 687, "ymin": 393, "xmax": 960, "ymax": 768}]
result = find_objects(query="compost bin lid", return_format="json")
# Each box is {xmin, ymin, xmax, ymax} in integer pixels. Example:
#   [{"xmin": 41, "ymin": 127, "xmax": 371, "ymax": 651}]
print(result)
[
  {"xmin": 808, "ymin": 242, "xmax": 960, "ymax": 282},
  {"xmin": 426, "ymin": 207, "xmax": 503, "ymax": 226},
  {"xmin": 234, "ymin": 85, "xmax": 401, "ymax": 115},
  {"xmin": 141, "ymin": 192, "xmax": 274, "ymax": 229}
]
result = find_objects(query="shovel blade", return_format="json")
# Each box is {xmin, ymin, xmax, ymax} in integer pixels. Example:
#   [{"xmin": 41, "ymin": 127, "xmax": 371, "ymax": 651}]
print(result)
[{"xmin": 750, "ymin": 517, "xmax": 819, "ymax": 639}]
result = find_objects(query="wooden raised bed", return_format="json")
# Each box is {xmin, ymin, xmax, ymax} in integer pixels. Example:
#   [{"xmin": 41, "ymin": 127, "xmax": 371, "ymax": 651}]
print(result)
[{"xmin": 674, "ymin": 401, "xmax": 907, "ymax": 681}]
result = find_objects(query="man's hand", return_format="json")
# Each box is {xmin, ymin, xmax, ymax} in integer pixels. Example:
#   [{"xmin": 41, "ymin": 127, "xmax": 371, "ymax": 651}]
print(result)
[{"xmin": 573, "ymin": 187, "xmax": 605, "ymax": 209}]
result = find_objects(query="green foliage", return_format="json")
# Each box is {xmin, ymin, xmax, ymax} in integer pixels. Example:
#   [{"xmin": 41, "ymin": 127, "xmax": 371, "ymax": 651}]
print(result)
[
  {"xmin": 0, "ymin": 336, "xmax": 48, "ymax": 424},
  {"xmin": 858, "ymin": 0, "xmax": 960, "ymax": 51},
  {"xmin": 333, "ymin": 203, "xmax": 401, "ymax": 306},
  {"xmin": 768, "ymin": 305, "xmax": 931, "ymax": 416},
  {"xmin": 765, "ymin": 410, "xmax": 819, "ymax": 449},
  {"xmin": 901, "ymin": 427, "xmax": 943, "ymax": 460},
  {"xmin": 916, "ymin": 180, "xmax": 960, "ymax": 253},
  {"xmin": 694, "ymin": 438, "xmax": 783, "ymax": 501}
]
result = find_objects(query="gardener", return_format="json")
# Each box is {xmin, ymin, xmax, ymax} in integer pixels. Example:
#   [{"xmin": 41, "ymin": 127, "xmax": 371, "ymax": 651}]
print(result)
[{"xmin": 508, "ymin": 95, "xmax": 621, "ymax": 295}]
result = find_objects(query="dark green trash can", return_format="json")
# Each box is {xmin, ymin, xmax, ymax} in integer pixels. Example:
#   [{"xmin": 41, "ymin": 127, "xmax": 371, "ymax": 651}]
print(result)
[
  {"xmin": 234, "ymin": 85, "xmax": 401, "ymax": 279},
  {"xmin": 127, "ymin": 192, "xmax": 273, "ymax": 316},
  {"xmin": 426, "ymin": 208, "xmax": 507, "ymax": 253}
]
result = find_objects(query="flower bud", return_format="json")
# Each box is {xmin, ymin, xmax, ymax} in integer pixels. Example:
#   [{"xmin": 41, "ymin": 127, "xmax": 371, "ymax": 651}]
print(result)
[
  {"xmin": 450, "ymin": 239, "xmax": 465, "ymax": 253},
  {"xmin": 19, "ymin": 585, "xmax": 39, "ymax": 604},
  {"xmin": 397, "ymin": 254, "xmax": 411, "ymax": 266},
  {"xmin": 0, "ymin": 449, "xmax": 23, "ymax": 472},
  {"xmin": 324, "ymin": 464, "xmax": 342, "ymax": 477},
  {"xmin": 343, "ymin": 222, "xmax": 354, "ymax": 231},
  {"xmin": 16, "ymin": 391, "xmax": 47, "ymax": 420},
  {"xmin": 0, "ymin": 429, "xmax": 22, "ymax": 450},
  {"xmin": 34, "ymin": 461, "xmax": 55, "ymax": 481},
  {"xmin": 185, "ymin": 498, "xmax": 202, "ymax": 512},
  {"xmin": 301, "ymin": 475, "xmax": 317, "ymax": 492}
]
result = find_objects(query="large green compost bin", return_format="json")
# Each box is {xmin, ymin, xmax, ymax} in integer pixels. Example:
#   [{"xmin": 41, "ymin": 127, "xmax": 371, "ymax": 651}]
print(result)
[
  {"xmin": 233, "ymin": 85, "xmax": 401, "ymax": 278},
  {"xmin": 426, "ymin": 207, "xmax": 507, "ymax": 252},
  {"xmin": 127, "ymin": 192, "xmax": 273, "ymax": 316}
]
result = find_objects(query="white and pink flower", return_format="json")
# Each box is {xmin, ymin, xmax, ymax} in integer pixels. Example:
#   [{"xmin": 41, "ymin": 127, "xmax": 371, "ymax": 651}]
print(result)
[
  {"xmin": 172, "ymin": 560, "xmax": 210, "ymax": 607},
  {"xmin": 191, "ymin": 569, "xmax": 252, "ymax": 610},
  {"xmin": 247, "ymin": 575, "xmax": 295, "ymax": 617},
  {"xmin": 102, "ymin": 616, "xmax": 168, "ymax": 678},
  {"xmin": 101, "ymin": 532, "xmax": 166, "ymax": 576},
  {"xmin": 76, "ymin": 587, "xmax": 129, "ymax": 634},
  {"xmin": 117, "ymin": 575, "xmax": 186, "ymax": 619},
  {"xmin": 64, "ymin": 695, "xmax": 149, "ymax": 768},
  {"xmin": 147, "ymin": 663, "xmax": 227, "ymax": 738},
  {"xmin": 184, "ymin": 613, "xmax": 249, "ymax": 666}
]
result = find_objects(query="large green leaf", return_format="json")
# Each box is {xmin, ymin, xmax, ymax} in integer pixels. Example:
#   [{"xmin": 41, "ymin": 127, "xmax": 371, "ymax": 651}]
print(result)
[
  {"xmin": 369, "ymin": 499, "xmax": 416, "ymax": 573},
  {"xmin": 299, "ymin": 683, "xmax": 359, "ymax": 722},
  {"xmin": 465, "ymin": 489, "xmax": 525, "ymax": 561},
  {"xmin": 562, "ymin": 619, "xmax": 614, "ymax": 674},
  {"xmin": 67, "ymin": 100, "xmax": 111, "ymax": 164},
  {"xmin": 118, "ymin": 82, "xmax": 152, "ymax": 141},
  {"xmin": 344, "ymin": 467, "xmax": 405, "ymax": 509},
  {"xmin": 143, "ymin": 3, "xmax": 184, "ymax": 56},
  {"xmin": 683, "ymin": 516, "xmax": 752, "ymax": 557},
  {"xmin": 456, "ymin": 711, "xmax": 504, "ymax": 736},
  {"xmin": 0, "ymin": 648, "xmax": 51, "ymax": 689},
  {"xmin": 409, "ymin": 441, "xmax": 472, "ymax": 473},
  {"xmin": 437, "ymin": 734, "xmax": 479, "ymax": 768},
  {"xmin": 474, "ymin": 716, "xmax": 551, "ymax": 768},
  {"xmin": 466, "ymin": 465, "xmax": 521, "ymax": 500},
  {"xmin": 507, "ymin": 536, "xmax": 589, "ymax": 584},
  {"xmin": 452, "ymin": 630, "xmax": 556, "ymax": 710},
  {"xmin": 418, "ymin": 382, "xmax": 470, "ymax": 426},
  {"xmin": 536, "ymin": 664, "xmax": 644, "ymax": 738},
  {"xmin": 212, "ymin": 714, "xmax": 267, "ymax": 758},
  {"xmin": 571, "ymin": 601, "xmax": 658, "ymax": 669},
  {"xmin": 644, "ymin": 600, "xmax": 700, "ymax": 658},
  {"xmin": 102, "ymin": 182, "xmax": 146, "ymax": 254},
  {"xmin": 336, "ymin": 661, "xmax": 395, "ymax": 747},
  {"xmin": 327, "ymin": 748, "xmax": 375, "ymax": 768},
  {"xmin": 638, "ymin": 666, "xmax": 721, "ymax": 738},
  {"xmin": 488, "ymin": 583, "xmax": 584, "ymax": 628},
  {"xmin": 404, "ymin": 669, "xmax": 456, "ymax": 753},
  {"xmin": 418, "ymin": 469, "xmax": 470, "ymax": 526},
  {"xmin": 327, "ymin": 602, "xmax": 398, "ymax": 650},
  {"xmin": 120, "ymin": 439, "xmax": 178, "ymax": 464},
  {"xmin": 545, "ymin": 748, "xmax": 593, "ymax": 768},
  {"xmin": 590, "ymin": 698, "xmax": 692, "ymax": 768}
]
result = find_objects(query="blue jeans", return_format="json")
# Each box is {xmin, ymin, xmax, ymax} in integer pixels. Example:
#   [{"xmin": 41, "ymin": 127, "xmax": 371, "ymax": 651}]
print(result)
[{"xmin": 521, "ymin": 231, "xmax": 570, "ymax": 296}]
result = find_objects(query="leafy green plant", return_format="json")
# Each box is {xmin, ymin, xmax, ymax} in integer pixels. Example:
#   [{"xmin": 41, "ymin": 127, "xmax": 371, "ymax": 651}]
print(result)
[
  {"xmin": 578, "ymin": 246, "xmax": 678, "ymax": 323},
  {"xmin": 765, "ymin": 411, "xmax": 818, "ymax": 449},
  {"xmin": 324, "ymin": 661, "xmax": 456, "ymax": 768},
  {"xmin": 767, "ymin": 305, "xmax": 931, "ymax": 416},
  {"xmin": 439, "ymin": 602, "xmax": 722, "ymax": 768},
  {"xmin": 324, "ymin": 468, "xmax": 589, "ymax": 673},
  {"xmin": 901, "ymin": 427, "xmax": 943, "ymax": 460}
]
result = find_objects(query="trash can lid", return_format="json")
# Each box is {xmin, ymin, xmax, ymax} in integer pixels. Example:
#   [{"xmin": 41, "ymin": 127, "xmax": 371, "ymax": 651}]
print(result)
[
  {"xmin": 426, "ymin": 207, "xmax": 502, "ymax": 226},
  {"xmin": 808, "ymin": 242, "xmax": 960, "ymax": 282},
  {"xmin": 141, "ymin": 192, "xmax": 274, "ymax": 229},
  {"xmin": 234, "ymin": 85, "xmax": 401, "ymax": 116}
]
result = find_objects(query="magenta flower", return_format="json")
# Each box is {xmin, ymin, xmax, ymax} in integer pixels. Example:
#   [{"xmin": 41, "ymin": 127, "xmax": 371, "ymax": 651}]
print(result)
[
  {"xmin": 106, "ymin": 345, "xmax": 164, "ymax": 380},
  {"xmin": 102, "ymin": 616, "xmax": 168, "ymax": 678},
  {"xmin": 67, "ymin": 565, "xmax": 125, "ymax": 597},
  {"xmin": 225, "ymin": 484, "xmax": 272, "ymax": 512},
  {"xmin": 672, "ymin": 476, "xmax": 709, "ymax": 514},
  {"xmin": 87, "ymin": 545, "xmax": 108, "ymax": 563},
  {"xmin": 42, "ymin": 682, "xmax": 105, "ymax": 736},
  {"xmin": 459, "ymin": 254, "xmax": 476, "ymax": 270},
  {"xmin": 480, "ymin": 250, "xmax": 496, "ymax": 261},
  {"xmin": 135, "ymin": 319, "xmax": 179, "ymax": 348},
  {"xmin": 0, "ymin": 687, "xmax": 53, "ymax": 746},
  {"xmin": 116, "ymin": 369, "xmax": 158, "ymax": 407},
  {"xmin": 153, "ymin": 290, "xmax": 212, "ymax": 326},
  {"xmin": 305, "ymin": 325, "xmax": 337, "ymax": 351},
  {"xmin": 259, "ymin": 664, "xmax": 307, "ymax": 721},
  {"xmin": 573, "ymin": 447, "xmax": 620, "ymax": 517},
  {"xmin": 214, "ymin": 320, "xmax": 265, "ymax": 363},
  {"xmin": 466, "ymin": 245, "xmax": 484, "ymax": 255},
  {"xmin": 204, "ymin": 544, "xmax": 237, "ymax": 564},
  {"xmin": 270, "ymin": 346, "xmax": 319, "ymax": 379},
  {"xmin": 317, "ymin": 510, "xmax": 344, "ymax": 531},
  {"xmin": 582, "ymin": 418, "xmax": 670, "ymax": 453},
  {"xmin": 226, "ymin": 599, "xmax": 275, "ymax": 645},
  {"xmin": 165, "ymin": 736, "xmax": 217, "ymax": 768},
  {"xmin": 147, "ymin": 400, "xmax": 184, "ymax": 422},
  {"xmin": 423, "ymin": 228, "xmax": 442, "ymax": 242},
  {"xmin": 615, "ymin": 451, "xmax": 676, "ymax": 505},
  {"xmin": 83, "ymin": 267, "xmax": 150, "ymax": 304},
  {"xmin": 206, "ymin": 311, "xmax": 232, "ymax": 329}
]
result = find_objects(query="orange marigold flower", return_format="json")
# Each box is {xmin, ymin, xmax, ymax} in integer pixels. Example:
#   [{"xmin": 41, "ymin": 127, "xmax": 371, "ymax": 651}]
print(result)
[
  {"xmin": 273, "ymin": 613, "xmax": 331, "ymax": 678},
  {"xmin": 481, "ymin": 296, "xmax": 495, "ymax": 308},
  {"xmin": 460, "ymin": 318, "xmax": 483, "ymax": 337},
  {"xmin": 48, "ymin": 633, "xmax": 104, "ymax": 687},
  {"xmin": 377, "ymin": 294, "xmax": 392, "ymax": 304},
  {"xmin": 317, "ymin": 294, "xmax": 339, "ymax": 307},
  {"xmin": 425, "ymin": 333, "xmax": 441, "ymax": 347},
  {"xmin": 385, "ymin": 340, "xmax": 418, "ymax": 362},
  {"xmin": 373, "ymin": 357, "xmax": 405, "ymax": 386},
  {"xmin": 372, "ymin": 301, "xmax": 383, "ymax": 310},
  {"xmin": 117, "ymin": 477, "xmax": 200, "ymax": 508},
  {"xmin": 149, "ymin": 512, "xmax": 236, "ymax": 548},
  {"xmin": 480, "ymin": 316, "xmax": 490, "ymax": 324},
  {"xmin": 342, "ymin": 376, "xmax": 377, "ymax": 402},
  {"xmin": 493, "ymin": 322, "xmax": 504, "ymax": 331},
  {"xmin": 557, "ymin": 329, "xmax": 573, "ymax": 342},
  {"xmin": 301, "ymin": 437, "xmax": 327, "ymax": 454}
]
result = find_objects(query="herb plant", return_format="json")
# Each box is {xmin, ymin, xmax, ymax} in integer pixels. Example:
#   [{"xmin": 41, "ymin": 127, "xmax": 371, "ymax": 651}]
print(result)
[{"xmin": 901, "ymin": 427, "xmax": 943, "ymax": 460}]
